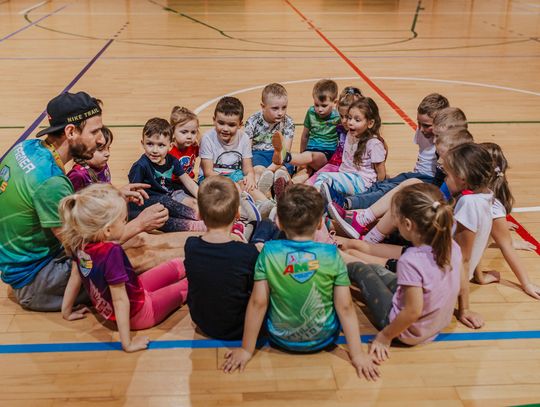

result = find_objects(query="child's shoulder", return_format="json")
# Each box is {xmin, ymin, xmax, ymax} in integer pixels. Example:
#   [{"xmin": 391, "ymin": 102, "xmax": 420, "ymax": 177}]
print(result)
[{"xmin": 263, "ymin": 239, "xmax": 338, "ymax": 255}]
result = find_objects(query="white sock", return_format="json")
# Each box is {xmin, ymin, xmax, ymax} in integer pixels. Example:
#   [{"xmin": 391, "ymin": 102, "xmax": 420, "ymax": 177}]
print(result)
[
  {"xmin": 356, "ymin": 208, "xmax": 376, "ymax": 226},
  {"xmin": 364, "ymin": 226, "xmax": 385, "ymax": 244}
]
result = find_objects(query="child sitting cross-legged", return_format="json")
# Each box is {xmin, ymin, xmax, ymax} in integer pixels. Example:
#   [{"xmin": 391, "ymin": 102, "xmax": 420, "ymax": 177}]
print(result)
[{"xmin": 222, "ymin": 184, "xmax": 379, "ymax": 380}]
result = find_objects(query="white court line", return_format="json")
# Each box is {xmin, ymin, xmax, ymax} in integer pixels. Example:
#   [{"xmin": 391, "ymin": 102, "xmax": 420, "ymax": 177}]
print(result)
[
  {"xmin": 18, "ymin": 1, "xmax": 47, "ymax": 15},
  {"xmin": 513, "ymin": 206, "xmax": 540, "ymax": 213},
  {"xmin": 194, "ymin": 75, "xmax": 540, "ymax": 114}
]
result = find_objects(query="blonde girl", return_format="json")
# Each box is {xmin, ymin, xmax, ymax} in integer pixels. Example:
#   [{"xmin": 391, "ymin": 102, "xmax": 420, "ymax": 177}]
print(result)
[
  {"xmin": 476, "ymin": 142, "xmax": 540, "ymax": 298},
  {"xmin": 347, "ymin": 183, "xmax": 463, "ymax": 360},
  {"xmin": 60, "ymin": 184, "xmax": 188, "ymax": 352},
  {"xmin": 169, "ymin": 106, "xmax": 200, "ymax": 179},
  {"xmin": 313, "ymin": 97, "xmax": 387, "ymax": 194}
]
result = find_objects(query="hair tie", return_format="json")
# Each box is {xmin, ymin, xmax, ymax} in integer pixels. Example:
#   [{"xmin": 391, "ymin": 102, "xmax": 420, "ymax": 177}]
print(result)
[
  {"xmin": 494, "ymin": 166, "xmax": 504, "ymax": 178},
  {"xmin": 432, "ymin": 201, "xmax": 441, "ymax": 210},
  {"xmin": 346, "ymin": 87, "xmax": 358, "ymax": 95}
]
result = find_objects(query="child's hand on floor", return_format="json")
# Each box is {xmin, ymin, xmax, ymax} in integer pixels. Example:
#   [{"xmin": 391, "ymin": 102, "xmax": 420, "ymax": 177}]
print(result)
[
  {"xmin": 350, "ymin": 352, "xmax": 380, "ymax": 381},
  {"xmin": 63, "ymin": 305, "xmax": 90, "ymax": 321},
  {"xmin": 369, "ymin": 332, "xmax": 391, "ymax": 363},
  {"xmin": 523, "ymin": 283, "xmax": 540, "ymax": 300},
  {"xmin": 458, "ymin": 309, "xmax": 484, "ymax": 329},
  {"xmin": 512, "ymin": 238, "xmax": 537, "ymax": 252},
  {"xmin": 122, "ymin": 336, "xmax": 150, "ymax": 353},
  {"xmin": 222, "ymin": 348, "xmax": 252, "ymax": 373}
]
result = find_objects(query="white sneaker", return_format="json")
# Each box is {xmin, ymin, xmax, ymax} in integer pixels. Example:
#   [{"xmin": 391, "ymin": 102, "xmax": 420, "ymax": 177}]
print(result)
[{"xmin": 257, "ymin": 169, "xmax": 274, "ymax": 196}]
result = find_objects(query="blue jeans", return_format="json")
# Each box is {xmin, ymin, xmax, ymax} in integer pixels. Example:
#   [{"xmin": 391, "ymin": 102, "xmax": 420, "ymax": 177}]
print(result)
[{"xmin": 347, "ymin": 172, "xmax": 434, "ymax": 209}]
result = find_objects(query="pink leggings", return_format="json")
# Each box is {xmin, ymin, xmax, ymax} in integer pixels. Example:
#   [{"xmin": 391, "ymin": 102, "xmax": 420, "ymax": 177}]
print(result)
[{"xmin": 130, "ymin": 258, "xmax": 188, "ymax": 330}]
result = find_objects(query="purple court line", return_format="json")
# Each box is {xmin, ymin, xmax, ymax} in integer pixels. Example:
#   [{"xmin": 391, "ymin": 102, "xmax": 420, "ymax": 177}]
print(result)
[
  {"xmin": 0, "ymin": 5, "xmax": 67, "ymax": 43},
  {"xmin": 0, "ymin": 23, "xmax": 127, "ymax": 161}
]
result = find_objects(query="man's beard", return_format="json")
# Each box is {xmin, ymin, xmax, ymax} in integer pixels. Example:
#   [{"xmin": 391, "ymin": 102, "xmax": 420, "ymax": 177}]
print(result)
[{"xmin": 69, "ymin": 140, "xmax": 95, "ymax": 161}]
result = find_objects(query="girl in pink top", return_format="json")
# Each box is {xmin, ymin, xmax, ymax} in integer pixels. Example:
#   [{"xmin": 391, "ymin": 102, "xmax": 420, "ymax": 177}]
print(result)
[
  {"xmin": 347, "ymin": 183, "xmax": 469, "ymax": 360},
  {"xmin": 313, "ymin": 97, "xmax": 387, "ymax": 194}
]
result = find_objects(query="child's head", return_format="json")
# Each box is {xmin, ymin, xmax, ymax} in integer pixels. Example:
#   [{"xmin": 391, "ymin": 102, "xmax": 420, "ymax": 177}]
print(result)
[
  {"xmin": 479, "ymin": 142, "xmax": 514, "ymax": 213},
  {"xmin": 337, "ymin": 86, "xmax": 363, "ymax": 128},
  {"xmin": 443, "ymin": 143, "xmax": 492, "ymax": 195},
  {"xmin": 141, "ymin": 117, "xmax": 173, "ymax": 165},
  {"xmin": 213, "ymin": 96, "xmax": 244, "ymax": 144},
  {"xmin": 433, "ymin": 107, "xmax": 467, "ymax": 139},
  {"xmin": 277, "ymin": 184, "xmax": 324, "ymax": 238},
  {"xmin": 261, "ymin": 83, "xmax": 288, "ymax": 124},
  {"xmin": 59, "ymin": 183, "xmax": 127, "ymax": 256},
  {"xmin": 435, "ymin": 128, "xmax": 474, "ymax": 158},
  {"xmin": 80, "ymin": 126, "xmax": 113, "ymax": 170},
  {"xmin": 170, "ymin": 106, "xmax": 199, "ymax": 149},
  {"xmin": 392, "ymin": 183, "xmax": 454, "ymax": 269},
  {"xmin": 417, "ymin": 93, "xmax": 450, "ymax": 139},
  {"xmin": 198, "ymin": 176, "xmax": 240, "ymax": 229},
  {"xmin": 312, "ymin": 79, "xmax": 338, "ymax": 119},
  {"xmin": 347, "ymin": 97, "xmax": 385, "ymax": 166}
]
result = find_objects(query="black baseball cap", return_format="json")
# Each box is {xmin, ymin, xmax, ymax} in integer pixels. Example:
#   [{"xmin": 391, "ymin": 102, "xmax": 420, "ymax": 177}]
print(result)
[{"xmin": 36, "ymin": 91, "xmax": 102, "ymax": 137}]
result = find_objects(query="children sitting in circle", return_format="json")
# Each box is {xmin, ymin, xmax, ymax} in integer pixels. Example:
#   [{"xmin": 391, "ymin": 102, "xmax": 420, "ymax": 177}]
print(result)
[{"xmin": 48, "ymin": 80, "xmax": 538, "ymax": 380}]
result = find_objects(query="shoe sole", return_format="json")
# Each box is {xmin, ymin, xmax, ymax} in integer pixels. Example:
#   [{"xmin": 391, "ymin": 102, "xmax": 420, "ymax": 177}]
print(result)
[
  {"xmin": 320, "ymin": 182, "xmax": 332, "ymax": 208},
  {"xmin": 257, "ymin": 170, "xmax": 274, "ymax": 195},
  {"xmin": 271, "ymin": 132, "xmax": 284, "ymax": 165},
  {"xmin": 326, "ymin": 203, "xmax": 360, "ymax": 239}
]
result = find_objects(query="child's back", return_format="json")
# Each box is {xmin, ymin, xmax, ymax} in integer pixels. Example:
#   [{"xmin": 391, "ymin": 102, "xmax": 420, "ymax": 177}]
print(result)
[
  {"xmin": 255, "ymin": 239, "xmax": 348, "ymax": 351},
  {"xmin": 184, "ymin": 236, "xmax": 259, "ymax": 340}
]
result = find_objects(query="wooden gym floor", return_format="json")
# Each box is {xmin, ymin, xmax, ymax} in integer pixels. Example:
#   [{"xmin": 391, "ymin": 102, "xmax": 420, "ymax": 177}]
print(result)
[{"xmin": 1, "ymin": 0, "xmax": 540, "ymax": 405}]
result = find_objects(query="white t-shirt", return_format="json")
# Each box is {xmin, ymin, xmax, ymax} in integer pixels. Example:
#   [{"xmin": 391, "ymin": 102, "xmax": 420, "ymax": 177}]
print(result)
[
  {"xmin": 453, "ymin": 192, "xmax": 494, "ymax": 280},
  {"xmin": 199, "ymin": 129, "xmax": 252, "ymax": 177},
  {"xmin": 413, "ymin": 128, "xmax": 437, "ymax": 176},
  {"xmin": 492, "ymin": 198, "xmax": 507, "ymax": 219},
  {"xmin": 339, "ymin": 136, "xmax": 386, "ymax": 187}
]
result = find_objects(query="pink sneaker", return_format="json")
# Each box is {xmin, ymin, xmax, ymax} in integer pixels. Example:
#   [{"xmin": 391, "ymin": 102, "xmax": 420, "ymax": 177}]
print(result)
[{"xmin": 327, "ymin": 203, "xmax": 367, "ymax": 239}]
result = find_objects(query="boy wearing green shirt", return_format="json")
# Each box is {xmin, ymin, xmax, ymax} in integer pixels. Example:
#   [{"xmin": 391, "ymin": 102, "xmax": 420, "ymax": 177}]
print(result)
[{"xmin": 222, "ymin": 184, "xmax": 379, "ymax": 380}]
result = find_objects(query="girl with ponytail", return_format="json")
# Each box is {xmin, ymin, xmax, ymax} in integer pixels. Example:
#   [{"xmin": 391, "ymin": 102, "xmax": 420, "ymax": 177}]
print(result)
[
  {"xmin": 477, "ymin": 143, "xmax": 540, "ymax": 299},
  {"xmin": 59, "ymin": 184, "xmax": 188, "ymax": 352},
  {"xmin": 348, "ymin": 183, "xmax": 464, "ymax": 360}
]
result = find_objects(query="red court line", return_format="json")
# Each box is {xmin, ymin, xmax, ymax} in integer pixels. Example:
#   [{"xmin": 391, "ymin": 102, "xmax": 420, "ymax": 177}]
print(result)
[
  {"xmin": 284, "ymin": 0, "xmax": 540, "ymax": 255},
  {"xmin": 284, "ymin": 0, "xmax": 417, "ymax": 130}
]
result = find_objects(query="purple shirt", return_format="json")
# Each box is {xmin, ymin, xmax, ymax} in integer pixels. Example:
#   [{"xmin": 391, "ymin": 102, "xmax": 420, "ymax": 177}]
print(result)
[
  {"xmin": 76, "ymin": 242, "xmax": 145, "ymax": 321},
  {"xmin": 67, "ymin": 163, "xmax": 111, "ymax": 192},
  {"xmin": 389, "ymin": 241, "xmax": 462, "ymax": 345}
]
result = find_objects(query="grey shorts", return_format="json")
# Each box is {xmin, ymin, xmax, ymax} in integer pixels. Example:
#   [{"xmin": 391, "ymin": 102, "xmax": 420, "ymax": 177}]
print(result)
[{"xmin": 13, "ymin": 252, "xmax": 89, "ymax": 312}]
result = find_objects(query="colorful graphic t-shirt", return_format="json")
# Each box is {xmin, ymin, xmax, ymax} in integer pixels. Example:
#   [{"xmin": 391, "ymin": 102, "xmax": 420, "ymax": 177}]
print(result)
[
  {"xmin": 0, "ymin": 139, "xmax": 73, "ymax": 289},
  {"xmin": 304, "ymin": 106, "xmax": 340, "ymax": 152},
  {"xmin": 199, "ymin": 129, "xmax": 252, "ymax": 177},
  {"xmin": 169, "ymin": 144, "xmax": 199, "ymax": 179},
  {"xmin": 244, "ymin": 111, "xmax": 295, "ymax": 151},
  {"xmin": 67, "ymin": 163, "xmax": 111, "ymax": 191},
  {"xmin": 76, "ymin": 242, "xmax": 145, "ymax": 321},
  {"xmin": 254, "ymin": 240, "xmax": 350, "ymax": 352},
  {"xmin": 128, "ymin": 154, "xmax": 186, "ymax": 196}
]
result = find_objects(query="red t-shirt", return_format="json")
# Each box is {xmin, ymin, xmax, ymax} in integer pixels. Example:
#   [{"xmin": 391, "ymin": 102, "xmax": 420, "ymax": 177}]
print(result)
[{"xmin": 169, "ymin": 144, "xmax": 199, "ymax": 179}]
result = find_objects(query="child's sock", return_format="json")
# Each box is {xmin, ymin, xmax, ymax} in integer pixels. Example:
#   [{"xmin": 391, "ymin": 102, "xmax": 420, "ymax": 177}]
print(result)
[
  {"xmin": 356, "ymin": 208, "xmax": 376, "ymax": 226},
  {"xmin": 363, "ymin": 226, "xmax": 385, "ymax": 244}
]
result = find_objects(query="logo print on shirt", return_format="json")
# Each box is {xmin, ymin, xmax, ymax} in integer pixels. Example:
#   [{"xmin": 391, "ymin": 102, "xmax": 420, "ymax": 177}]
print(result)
[
  {"xmin": 77, "ymin": 250, "xmax": 93, "ymax": 277},
  {"xmin": 0, "ymin": 166, "xmax": 11, "ymax": 194},
  {"xmin": 283, "ymin": 250, "xmax": 319, "ymax": 283}
]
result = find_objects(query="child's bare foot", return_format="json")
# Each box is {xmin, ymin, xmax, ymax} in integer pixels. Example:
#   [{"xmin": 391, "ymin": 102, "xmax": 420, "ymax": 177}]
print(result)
[{"xmin": 272, "ymin": 131, "xmax": 287, "ymax": 165}]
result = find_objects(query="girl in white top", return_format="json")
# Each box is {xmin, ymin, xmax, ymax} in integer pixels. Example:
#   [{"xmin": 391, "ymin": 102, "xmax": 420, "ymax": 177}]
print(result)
[
  {"xmin": 313, "ymin": 97, "xmax": 387, "ymax": 194},
  {"xmin": 443, "ymin": 143, "xmax": 494, "ymax": 283},
  {"xmin": 475, "ymin": 142, "xmax": 540, "ymax": 298}
]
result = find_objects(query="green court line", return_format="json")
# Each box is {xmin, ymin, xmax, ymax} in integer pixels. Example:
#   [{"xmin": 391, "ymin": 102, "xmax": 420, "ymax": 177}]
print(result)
[{"xmin": 1, "ymin": 120, "xmax": 539, "ymax": 130}]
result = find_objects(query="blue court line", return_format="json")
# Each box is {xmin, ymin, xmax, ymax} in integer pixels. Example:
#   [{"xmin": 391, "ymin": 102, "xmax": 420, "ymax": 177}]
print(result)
[
  {"xmin": 0, "ymin": 55, "xmax": 539, "ymax": 61},
  {"xmin": 2, "ymin": 330, "xmax": 540, "ymax": 354},
  {"xmin": 0, "ymin": 6, "xmax": 66, "ymax": 43}
]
